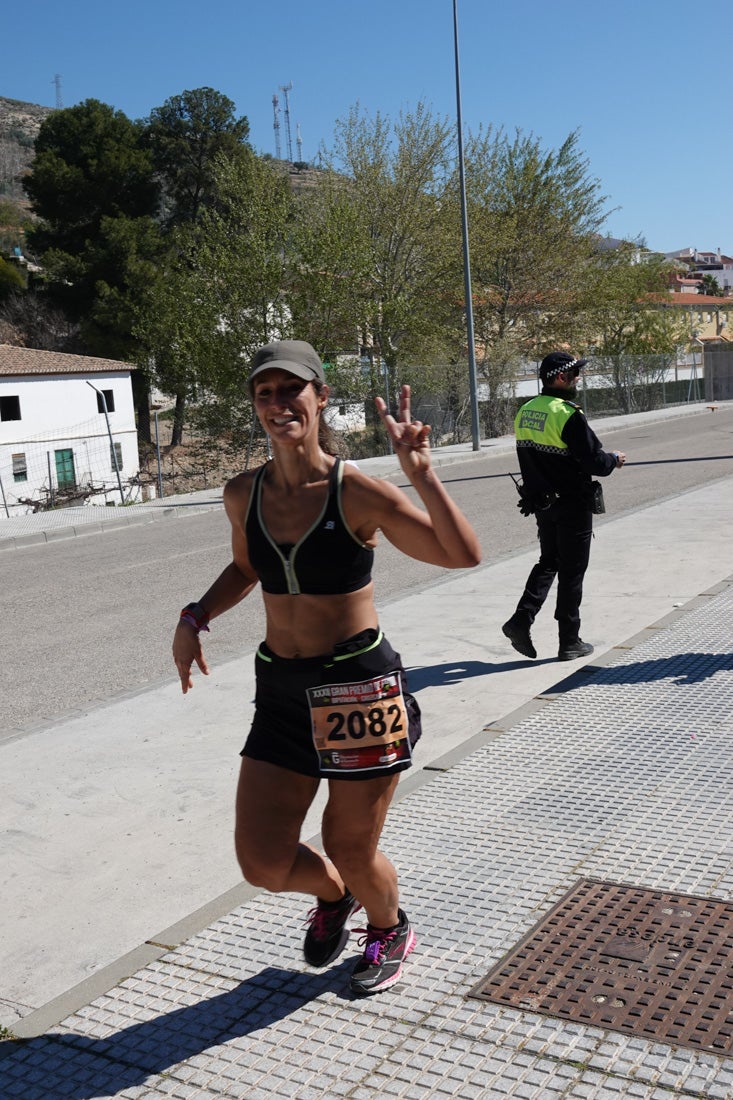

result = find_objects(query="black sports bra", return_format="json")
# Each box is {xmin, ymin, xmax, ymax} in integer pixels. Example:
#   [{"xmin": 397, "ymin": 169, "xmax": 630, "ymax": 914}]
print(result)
[{"xmin": 245, "ymin": 457, "xmax": 374, "ymax": 595}]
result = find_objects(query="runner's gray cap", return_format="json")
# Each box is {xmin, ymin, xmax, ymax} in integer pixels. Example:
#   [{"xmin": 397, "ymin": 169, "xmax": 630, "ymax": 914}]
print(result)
[{"xmin": 249, "ymin": 340, "xmax": 326, "ymax": 388}]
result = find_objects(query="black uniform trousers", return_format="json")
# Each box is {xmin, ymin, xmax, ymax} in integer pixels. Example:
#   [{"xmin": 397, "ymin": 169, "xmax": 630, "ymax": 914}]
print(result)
[{"xmin": 514, "ymin": 499, "xmax": 593, "ymax": 645}]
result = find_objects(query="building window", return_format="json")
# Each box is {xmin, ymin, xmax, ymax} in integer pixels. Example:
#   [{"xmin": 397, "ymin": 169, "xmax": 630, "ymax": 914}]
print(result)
[
  {"xmin": 0, "ymin": 395, "xmax": 21, "ymax": 421},
  {"xmin": 12, "ymin": 453, "xmax": 27, "ymax": 482},
  {"xmin": 96, "ymin": 389, "xmax": 115, "ymax": 414},
  {"xmin": 110, "ymin": 442, "xmax": 123, "ymax": 472}
]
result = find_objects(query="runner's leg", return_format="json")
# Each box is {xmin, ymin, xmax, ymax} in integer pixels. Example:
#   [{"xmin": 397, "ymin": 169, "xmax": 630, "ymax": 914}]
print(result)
[
  {"xmin": 321, "ymin": 773, "xmax": 401, "ymax": 929},
  {"xmin": 235, "ymin": 757, "xmax": 345, "ymax": 901}
]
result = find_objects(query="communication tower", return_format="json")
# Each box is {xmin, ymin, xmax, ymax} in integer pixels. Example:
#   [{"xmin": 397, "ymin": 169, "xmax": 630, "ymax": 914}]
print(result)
[
  {"xmin": 52, "ymin": 74, "xmax": 63, "ymax": 109},
  {"xmin": 296, "ymin": 123, "xmax": 303, "ymax": 162},
  {"xmin": 272, "ymin": 94, "xmax": 281, "ymax": 159},
  {"xmin": 279, "ymin": 81, "xmax": 293, "ymax": 162}
]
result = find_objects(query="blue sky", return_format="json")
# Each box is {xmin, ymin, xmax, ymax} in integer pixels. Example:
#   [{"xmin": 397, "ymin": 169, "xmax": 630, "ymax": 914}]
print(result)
[{"xmin": 3, "ymin": 0, "xmax": 730, "ymax": 254}]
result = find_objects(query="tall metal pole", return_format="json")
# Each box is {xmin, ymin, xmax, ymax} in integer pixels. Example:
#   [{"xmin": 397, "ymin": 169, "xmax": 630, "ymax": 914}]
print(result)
[
  {"xmin": 0, "ymin": 471, "xmax": 9, "ymax": 518},
  {"xmin": 154, "ymin": 410, "xmax": 164, "ymax": 499},
  {"xmin": 453, "ymin": 0, "xmax": 481, "ymax": 450},
  {"xmin": 86, "ymin": 381, "xmax": 125, "ymax": 505}
]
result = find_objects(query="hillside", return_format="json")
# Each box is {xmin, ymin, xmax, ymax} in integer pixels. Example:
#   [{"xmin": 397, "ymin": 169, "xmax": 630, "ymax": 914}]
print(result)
[
  {"xmin": 0, "ymin": 96, "xmax": 326, "ymax": 210},
  {"xmin": 0, "ymin": 96, "xmax": 53, "ymax": 207}
]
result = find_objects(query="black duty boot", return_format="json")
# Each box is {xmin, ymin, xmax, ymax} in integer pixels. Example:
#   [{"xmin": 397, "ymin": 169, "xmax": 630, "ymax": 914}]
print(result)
[
  {"xmin": 502, "ymin": 616, "xmax": 537, "ymax": 659},
  {"xmin": 558, "ymin": 639, "xmax": 594, "ymax": 661}
]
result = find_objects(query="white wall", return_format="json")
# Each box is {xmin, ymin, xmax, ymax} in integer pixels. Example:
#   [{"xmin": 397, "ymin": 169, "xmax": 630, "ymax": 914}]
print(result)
[{"xmin": 0, "ymin": 371, "xmax": 141, "ymax": 516}]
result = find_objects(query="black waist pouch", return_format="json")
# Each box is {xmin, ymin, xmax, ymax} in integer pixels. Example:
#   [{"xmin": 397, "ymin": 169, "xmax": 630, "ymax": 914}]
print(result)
[{"xmin": 590, "ymin": 481, "xmax": 605, "ymax": 514}]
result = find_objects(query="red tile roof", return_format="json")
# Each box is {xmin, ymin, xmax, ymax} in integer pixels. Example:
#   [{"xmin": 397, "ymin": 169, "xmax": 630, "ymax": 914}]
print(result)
[{"xmin": 666, "ymin": 294, "xmax": 732, "ymax": 306}]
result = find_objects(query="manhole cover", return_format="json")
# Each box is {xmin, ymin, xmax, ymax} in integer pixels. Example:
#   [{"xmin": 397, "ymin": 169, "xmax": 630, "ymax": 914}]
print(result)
[{"xmin": 469, "ymin": 879, "xmax": 733, "ymax": 1055}]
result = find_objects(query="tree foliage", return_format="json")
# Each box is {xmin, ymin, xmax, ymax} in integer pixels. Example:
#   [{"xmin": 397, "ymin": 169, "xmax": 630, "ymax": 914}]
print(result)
[
  {"xmin": 288, "ymin": 169, "xmax": 372, "ymax": 360},
  {"xmin": 24, "ymin": 99, "xmax": 158, "ymax": 256},
  {"xmin": 146, "ymin": 88, "xmax": 250, "ymax": 226},
  {"xmin": 583, "ymin": 243, "xmax": 688, "ymax": 412},
  {"xmin": 466, "ymin": 128, "xmax": 608, "ymax": 362},
  {"xmin": 0, "ymin": 256, "xmax": 25, "ymax": 297},
  {"xmin": 700, "ymin": 273, "xmax": 724, "ymax": 297},
  {"xmin": 319, "ymin": 103, "xmax": 460, "ymax": 380},
  {"xmin": 135, "ymin": 151, "xmax": 293, "ymax": 447},
  {"xmin": 22, "ymin": 99, "xmax": 162, "ymax": 368}
]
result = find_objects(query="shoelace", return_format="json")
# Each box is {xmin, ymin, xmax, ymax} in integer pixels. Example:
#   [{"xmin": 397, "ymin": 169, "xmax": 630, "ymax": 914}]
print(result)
[
  {"xmin": 304, "ymin": 896, "xmax": 355, "ymax": 939},
  {"xmin": 355, "ymin": 926, "xmax": 396, "ymax": 965},
  {"xmin": 305, "ymin": 905, "xmax": 339, "ymax": 938}
]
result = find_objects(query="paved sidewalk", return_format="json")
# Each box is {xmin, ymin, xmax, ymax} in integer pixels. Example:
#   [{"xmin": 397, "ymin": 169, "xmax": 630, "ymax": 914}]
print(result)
[
  {"xmin": 3, "ymin": 569, "xmax": 733, "ymax": 1096},
  {"xmin": 3, "ymin": 520, "xmax": 733, "ymax": 1093}
]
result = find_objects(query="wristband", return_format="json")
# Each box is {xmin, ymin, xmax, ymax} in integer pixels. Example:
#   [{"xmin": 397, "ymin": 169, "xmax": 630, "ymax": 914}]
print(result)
[{"xmin": 180, "ymin": 602, "xmax": 210, "ymax": 633}]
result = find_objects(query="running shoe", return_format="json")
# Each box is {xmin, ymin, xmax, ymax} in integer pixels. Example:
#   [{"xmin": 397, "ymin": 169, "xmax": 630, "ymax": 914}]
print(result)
[
  {"xmin": 350, "ymin": 909, "xmax": 416, "ymax": 995},
  {"xmin": 303, "ymin": 889, "xmax": 361, "ymax": 967}
]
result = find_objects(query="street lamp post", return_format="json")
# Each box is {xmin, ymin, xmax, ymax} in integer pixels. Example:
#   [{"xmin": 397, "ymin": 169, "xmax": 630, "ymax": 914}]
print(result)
[
  {"xmin": 85, "ymin": 380, "xmax": 125, "ymax": 505},
  {"xmin": 453, "ymin": 0, "xmax": 481, "ymax": 451},
  {"xmin": 153, "ymin": 409, "xmax": 164, "ymax": 499}
]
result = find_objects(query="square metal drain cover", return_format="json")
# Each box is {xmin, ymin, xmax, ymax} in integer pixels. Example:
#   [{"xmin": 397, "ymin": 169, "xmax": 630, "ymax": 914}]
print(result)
[{"xmin": 470, "ymin": 879, "xmax": 733, "ymax": 1055}]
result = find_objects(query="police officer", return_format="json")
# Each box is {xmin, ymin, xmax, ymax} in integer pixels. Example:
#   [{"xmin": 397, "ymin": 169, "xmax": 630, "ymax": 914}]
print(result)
[{"xmin": 502, "ymin": 351, "xmax": 626, "ymax": 661}]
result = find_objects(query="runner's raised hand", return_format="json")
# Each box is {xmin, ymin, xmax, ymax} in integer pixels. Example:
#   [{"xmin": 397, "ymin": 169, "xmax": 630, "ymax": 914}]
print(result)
[{"xmin": 376, "ymin": 385, "xmax": 432, "ymax": 478}]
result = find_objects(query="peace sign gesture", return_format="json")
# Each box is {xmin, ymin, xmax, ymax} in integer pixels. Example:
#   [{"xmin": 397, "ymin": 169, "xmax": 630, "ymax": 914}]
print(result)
[{"xmin": 376, "ymin": 385, "xmax": 432, "ymax": 478}]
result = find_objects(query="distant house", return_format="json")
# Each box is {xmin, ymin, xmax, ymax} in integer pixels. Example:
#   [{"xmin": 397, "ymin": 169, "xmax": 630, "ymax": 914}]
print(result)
[
  {"xmin": 665, "ymin": 248, "xmax": 733, "ymax": 294},
  {"xmin": 660, "ymin": 294, "xmax": 731, "ymax": 343},
  {"xmin": 0, "ymin": 344, "xmax": 141, "ymax": 517}
]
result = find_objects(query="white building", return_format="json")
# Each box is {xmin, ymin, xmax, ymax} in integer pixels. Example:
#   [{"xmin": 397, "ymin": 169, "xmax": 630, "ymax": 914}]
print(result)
[{"xmin": 0, "ymin": 344, "xmax": 141, "ymax": 517}]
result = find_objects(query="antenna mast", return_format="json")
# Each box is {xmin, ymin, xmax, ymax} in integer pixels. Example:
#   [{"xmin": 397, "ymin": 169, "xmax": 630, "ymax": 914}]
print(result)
[
  {"xmin": 52, "ymin": 74, "xmax": 63, "ymax": 109},
  {"xmin": 272, "ymin": 94, "xmax": 281, "ymax": 159},
  {"xmin": 296, "ymin": 123, "xmax": 303, "ymax": 162},
  {"xmin": 279, "ymin": 81, "xmax": 293, "ymax": 162}
]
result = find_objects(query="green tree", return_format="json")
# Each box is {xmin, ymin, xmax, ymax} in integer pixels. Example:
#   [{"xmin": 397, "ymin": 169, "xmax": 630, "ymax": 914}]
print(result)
[
  {"xmin": 464, "ymin": 128, "xmax": 608, "ymax": 432},
  {"xmin": 22, "ymin": 99, "xmax": 166, "ymax": 439},
  {"xmin": 0, "ymin": 256, "xmax": 25, "ymax": 299},
  {"xmin": 700, "ymin": 273, "xmax": 724, "ymax": 297},
  {"xmin": 320, "ymin": 104, "xmax": 461, "ymax": 402},
  {"xmin": 146, "ymin": 88, "xmax": 250, "ymax": 226},
  {"xmin": 135, "ymin": 151, "xmax": 293, "ymax": 448},
  {"xmin": 288, "ymin": 168, "xmax": 373, "ymax": 360},
  {"xmin": 24, "ymin": 99, "xmax": 158, "ymax": 259},
  {"xmin": 583, "ymin": 243, "xmax": 687, "ymax": 412}
]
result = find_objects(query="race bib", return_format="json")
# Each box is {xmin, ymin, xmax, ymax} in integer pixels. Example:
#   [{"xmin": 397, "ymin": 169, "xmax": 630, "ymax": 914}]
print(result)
[{"xmin": 307, "ymin": 672, "xmax": 412, "ymax": 774}]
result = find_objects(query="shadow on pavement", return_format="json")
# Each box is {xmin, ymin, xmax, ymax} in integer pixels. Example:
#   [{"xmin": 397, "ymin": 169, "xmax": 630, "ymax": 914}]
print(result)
[
  {"xmin": 551, "ymin": 651, "xmax": 733, "ymax": 697},
  {"xmin": 0, "ymin": 964, "xmax": 355, "ymax": 1099},
  {"xmin": 406, "ymin": 657, "xmax": 556, "ymax": 691}
]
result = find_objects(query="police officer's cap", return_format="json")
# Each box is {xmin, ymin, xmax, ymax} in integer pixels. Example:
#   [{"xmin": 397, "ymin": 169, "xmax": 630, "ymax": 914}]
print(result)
[{"xmin": 540, "ymin": 351, "xmax": 588, "ymax": 383}]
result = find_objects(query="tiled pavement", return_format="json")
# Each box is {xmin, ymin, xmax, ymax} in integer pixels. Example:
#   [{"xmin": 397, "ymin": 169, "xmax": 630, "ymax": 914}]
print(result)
[{"xmin": 3, "ymin": 579, "xmax": 733, "ymax": 1098}]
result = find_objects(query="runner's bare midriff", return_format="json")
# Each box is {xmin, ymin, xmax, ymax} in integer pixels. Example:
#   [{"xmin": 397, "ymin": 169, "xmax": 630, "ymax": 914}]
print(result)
[{"xmin": 261, "ymin": 585, "xmax": 378, "ymax": 658}]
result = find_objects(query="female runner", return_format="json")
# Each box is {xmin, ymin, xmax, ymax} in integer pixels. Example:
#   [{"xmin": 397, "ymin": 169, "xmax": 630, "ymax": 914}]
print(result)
[{"xmin": 173, "ymin": 339, "xmax": 480, "ymax": 994}]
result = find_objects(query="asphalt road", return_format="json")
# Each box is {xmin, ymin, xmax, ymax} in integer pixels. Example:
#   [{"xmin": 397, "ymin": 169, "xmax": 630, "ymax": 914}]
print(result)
[{"xmin": 5, "ymin": 406, "xmax": 733, "ymax": 735}]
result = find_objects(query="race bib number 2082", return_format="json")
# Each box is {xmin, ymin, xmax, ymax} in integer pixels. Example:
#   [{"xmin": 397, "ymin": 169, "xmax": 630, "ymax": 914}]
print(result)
[{"xmin": 307, "ymin": 672, "xmax": 412, "ymax": 774}]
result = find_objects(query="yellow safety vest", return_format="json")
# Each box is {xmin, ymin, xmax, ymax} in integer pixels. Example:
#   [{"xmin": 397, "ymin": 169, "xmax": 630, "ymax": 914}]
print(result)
[{"xmin": 515, "ymin": 395, "xmax": 578, "ymax": 455}]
